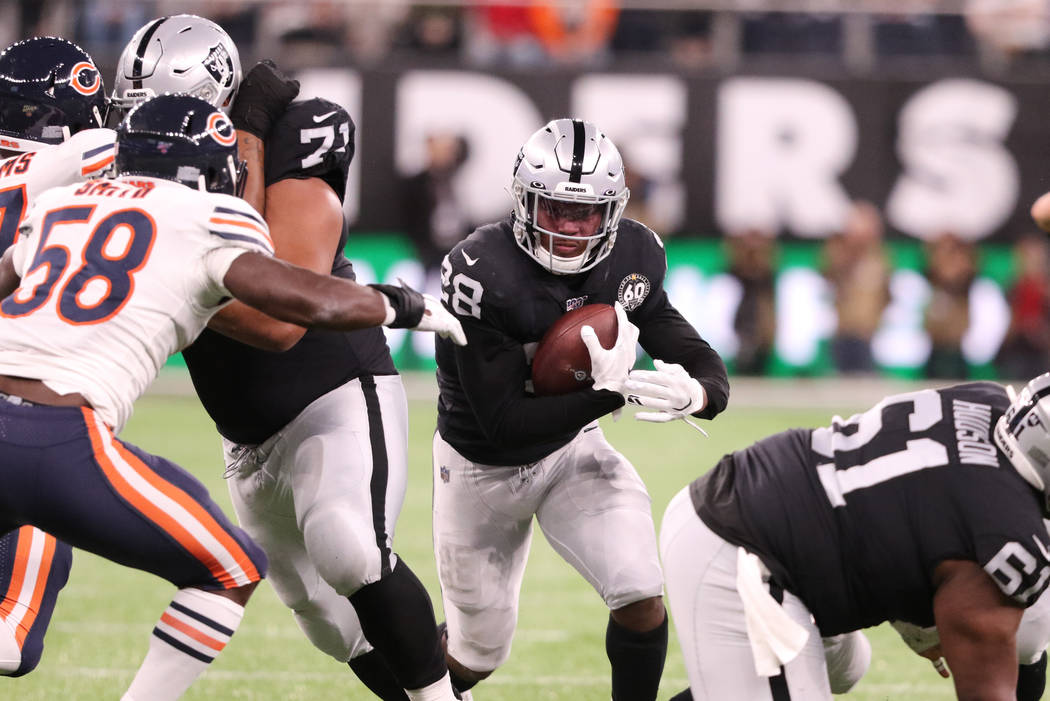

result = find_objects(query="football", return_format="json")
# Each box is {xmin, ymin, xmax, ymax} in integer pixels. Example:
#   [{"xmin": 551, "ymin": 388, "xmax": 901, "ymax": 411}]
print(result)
[{"xmin": 531, "ymin": 303, "xmax": 618, "ymax": 396}]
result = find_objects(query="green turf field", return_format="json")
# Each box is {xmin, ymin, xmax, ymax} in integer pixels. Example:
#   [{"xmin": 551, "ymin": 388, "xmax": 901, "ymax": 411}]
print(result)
[{"xmin": 7, "ymin": 374, "xmax": 963, "ymax": 700}]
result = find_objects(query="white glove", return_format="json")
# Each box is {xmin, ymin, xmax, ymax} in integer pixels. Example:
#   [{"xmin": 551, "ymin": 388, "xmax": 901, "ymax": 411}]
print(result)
[
  {"xmin": 624, "ymin": 359, "xmax": 706, "ymax": 422},
  {"xmin": 415, "ymin": 293, "xmax": 467, "ymax": 346},
  {"xmin": 580, "ymin": 301, "xmax": 638, "ymax": 395}
]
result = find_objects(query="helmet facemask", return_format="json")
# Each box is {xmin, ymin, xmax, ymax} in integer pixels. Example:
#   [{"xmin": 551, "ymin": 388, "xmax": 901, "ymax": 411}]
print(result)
[
  {"xmin": 993, "ymin": 372, "xmax": 1050, "ymax": 517},
  {"xmin": 511, "ymin": 118, "xmax": 630, "ymax": 275}
]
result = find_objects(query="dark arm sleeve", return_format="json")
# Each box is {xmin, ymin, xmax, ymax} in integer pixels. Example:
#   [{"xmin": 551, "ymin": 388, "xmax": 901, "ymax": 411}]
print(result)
[
  {"xmin": 636, "ymin": 289, "xmax": 729, "ymax": 420},
  {"xmin": 452, "ymin": 317, "xmax": 624, "ymax": 449}
]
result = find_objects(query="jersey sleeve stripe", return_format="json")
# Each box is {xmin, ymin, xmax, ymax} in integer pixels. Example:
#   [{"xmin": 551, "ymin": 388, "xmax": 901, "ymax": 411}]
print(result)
[
  {"xmin": 82, "ymin": 143, "xmax": 113, "ymax": 159},
  {"xmin": 208, "ymin": 217, "xmax": 274, "ymax": 250},
  {"xmin": 213, "ymin": 205, "xmax": 265, "ymax": 227},
  {"xmin": 80, "ymin": 154, "xmax": 114, "ymax": 176},
  {"xmin": 208, "ymin": 229, "xmax": 275, "ymax": 254}
]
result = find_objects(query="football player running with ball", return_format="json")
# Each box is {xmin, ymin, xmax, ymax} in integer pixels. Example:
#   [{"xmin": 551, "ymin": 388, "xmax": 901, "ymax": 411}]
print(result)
[
  {"xmin": 432, "ymin": 118, "xmax": 729, "ymax": 700},
  {"xmin": 111, "ymin": 15, "xmax": 462, "ymax": 700}
]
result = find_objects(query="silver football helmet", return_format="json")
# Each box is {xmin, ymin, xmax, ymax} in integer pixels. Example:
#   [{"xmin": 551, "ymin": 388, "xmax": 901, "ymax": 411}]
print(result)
[
  {"xmin": 110, "ymin": 15, "xmax": 241, "ymax": 118},
  {"xmin": 511, "ymin": 118, "xmax": 629, "ymax": 275},
  {"xmin": 994, "ymin": 372, "xmax": 1050, "ymax": 514}
]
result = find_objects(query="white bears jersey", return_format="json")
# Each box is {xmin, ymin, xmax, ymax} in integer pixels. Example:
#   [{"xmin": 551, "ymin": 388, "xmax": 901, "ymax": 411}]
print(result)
[
  {"xmin": 0, "ymin": 128, "xmax": 115, "ymax": 252},
  {"xmin": 0, "ymin": 175, "xmax": 273, "ymax": 432}
]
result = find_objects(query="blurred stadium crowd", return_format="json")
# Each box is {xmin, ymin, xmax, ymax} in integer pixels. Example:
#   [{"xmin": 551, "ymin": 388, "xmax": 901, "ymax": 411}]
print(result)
[{"xmin": 6, "ymin": 0, "xmax": 1050, "ymax": 73}]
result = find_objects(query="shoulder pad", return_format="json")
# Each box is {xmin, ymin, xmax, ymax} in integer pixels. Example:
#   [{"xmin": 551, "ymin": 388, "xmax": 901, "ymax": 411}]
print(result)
[
  {"xmin": 65, "ymin": 128, "xmax": 117, "ymax": 178},
  {"xmin": 264, "ymin": 98, "xmax": 355, "ymax": 197}
]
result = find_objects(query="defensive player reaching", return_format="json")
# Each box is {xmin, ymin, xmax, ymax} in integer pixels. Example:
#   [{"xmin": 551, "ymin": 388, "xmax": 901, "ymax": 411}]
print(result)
[
  {"xmin": 112, "ymin": 15, "xmax": 460, "ymax": 699},
  {"xmin": 432, "ymin": 118, "xmax": 729, "ymax": 700},
  {"xmin": 0, "ymin": 92, "xmax": 462, "ymax": 700},
  {"xmin": 0, "ymin": 36, "xmax": 113, "ymax": 676},
  {"xmin": 660, "ymin": 374, "xmax": 1050, "ymax": 700}
]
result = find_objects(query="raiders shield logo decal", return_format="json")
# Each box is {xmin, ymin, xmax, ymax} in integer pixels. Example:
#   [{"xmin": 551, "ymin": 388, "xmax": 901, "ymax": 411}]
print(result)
[{"xmin": 618, "ymin": 273, "xmax": 650, "ymax": 311}]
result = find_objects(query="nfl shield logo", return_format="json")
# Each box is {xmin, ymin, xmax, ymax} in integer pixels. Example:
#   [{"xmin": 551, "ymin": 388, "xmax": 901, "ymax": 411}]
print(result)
[{"xmin": 440, "ymin": 465, "xmax": 450, "ymax": 483}]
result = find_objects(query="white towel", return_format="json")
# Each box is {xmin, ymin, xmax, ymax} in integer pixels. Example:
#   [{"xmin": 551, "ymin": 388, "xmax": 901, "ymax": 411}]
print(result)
[{"xmin": 736, "ymin": 547, "xmax": 811, "ymax": 677}]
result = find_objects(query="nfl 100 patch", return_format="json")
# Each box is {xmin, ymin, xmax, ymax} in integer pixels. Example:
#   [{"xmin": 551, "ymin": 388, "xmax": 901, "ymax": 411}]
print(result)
[
  {"xmin": 565, "ymin": 296, "xmax": 588, "ymax": 312},
  {"xmin": 440, "ymin": 465, "xmax": 451, "ymax": 483},
  {"xmin": 618, "ymin": 273, "xmax": 650, "ymax": 311}
]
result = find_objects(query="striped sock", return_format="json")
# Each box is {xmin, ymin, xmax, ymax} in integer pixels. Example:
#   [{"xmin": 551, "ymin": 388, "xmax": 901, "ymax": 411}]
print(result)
[{"xmin": 122, "ymin": 588, "xmax": 244, "ymax": 701}]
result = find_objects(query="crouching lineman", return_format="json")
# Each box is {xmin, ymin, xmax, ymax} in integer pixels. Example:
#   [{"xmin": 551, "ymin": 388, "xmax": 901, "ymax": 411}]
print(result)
[
  {"xmin": 0, "ymin": 93, "xmax": 464, "ymax": 700},
  {"xmin": 0, "ymin": 35, "xmax": 113, "ymax": 676},
  {"xmin": 659, "ymin": 374, "xmax": 1050, "ymax": 700}
]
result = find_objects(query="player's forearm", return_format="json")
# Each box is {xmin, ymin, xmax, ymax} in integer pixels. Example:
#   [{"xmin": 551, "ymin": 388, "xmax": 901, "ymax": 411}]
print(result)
[
  {"xmin": 224, "ymin": 252, "xmax": 387, "ymax": 332},
  {"xmin": 237, "ymin": 131, "xmax": 266, "ymax": 215},
  {"xmin": 207, "ymin": 300, "xmax": 307, "ymax": 352}
]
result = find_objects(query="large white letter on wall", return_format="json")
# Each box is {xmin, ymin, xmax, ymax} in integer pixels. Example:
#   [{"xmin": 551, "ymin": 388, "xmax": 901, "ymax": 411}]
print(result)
[
  {"xmin": 886, "ymin": 79, "xmax": 1018, "ymax": 241},
  {"xmin": 572, "ymin": 75, "xmax": 687, "ymax": 232},
  {"xmin": 716, "ymin": 78, "xmax": 856, "ymax": 238},
  {"xmin": 396, "ymin": 71, "xmax": 544, "ymax": 226},
  {"xmin": 297, "ymin": 69, "xmax": 363, "ymax": 225}
]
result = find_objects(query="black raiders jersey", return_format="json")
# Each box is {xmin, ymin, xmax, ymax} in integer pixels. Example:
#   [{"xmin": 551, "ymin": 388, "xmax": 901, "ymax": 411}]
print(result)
[
  {"xmin": 183, "ymin": 98, "xmax": 395, "ymax": 445},
  {"xmin": 435, "ymin": 217, "xmax": 729, "ymax": 466},
  {"xmin": 693, "ymin": 381, "xmax": 1050, "ymax": 636}
]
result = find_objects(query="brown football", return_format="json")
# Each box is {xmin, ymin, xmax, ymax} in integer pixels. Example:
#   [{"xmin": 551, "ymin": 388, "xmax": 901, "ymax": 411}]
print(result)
[{"xmin": 531, "ymin": 303, "xmax": 618, "ymax": 396}]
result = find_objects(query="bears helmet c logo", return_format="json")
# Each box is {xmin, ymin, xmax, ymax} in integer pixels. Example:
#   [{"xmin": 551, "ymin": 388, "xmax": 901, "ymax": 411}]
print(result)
[{"xmin": 69, "ymin": 62, "xmax": 100, "ymax": 96}]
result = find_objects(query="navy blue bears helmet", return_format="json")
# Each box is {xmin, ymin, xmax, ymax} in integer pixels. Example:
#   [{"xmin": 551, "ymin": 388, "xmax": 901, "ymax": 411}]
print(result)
[
  {"xmin": 115, "ymin": 93, "xmax": 244, "ymax": 196},
  {"xmin": 0, "ymin": 37, "xmax": 105, "ymax": 151}
]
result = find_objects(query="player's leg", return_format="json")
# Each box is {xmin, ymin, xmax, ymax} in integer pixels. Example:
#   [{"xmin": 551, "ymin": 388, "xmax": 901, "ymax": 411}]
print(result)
[
  {"xmin": 533, "ymin": 426, "xmax": 666, "ymax": 701},
  {"xmin": 433, "ymin": 431, "xmax": 539, "ymax": 692},
  {"xmin": 283, "ymin": 375, "xmax": 452, "ymax": 699},
  {"xmin": 659, "ymin": 486, "xmax": 830, "ymax": 700},
  {"xmin": 15, "ymin": 406, "xmax": 266, "ymax": 701},
  {"xmin": 1015, "ymin": 585, "xmax": 1050, "ymax": 701},
  {"xmin": 0, "ymin": 526, "xmax": 72, "ymax": 676},
  {"xmin": 821, "ymin": 631, "xmax": 870, "ymax": 694},
  {"xmin": 225, "ymin": 460, "xmax": 410, "ymax": 700}
]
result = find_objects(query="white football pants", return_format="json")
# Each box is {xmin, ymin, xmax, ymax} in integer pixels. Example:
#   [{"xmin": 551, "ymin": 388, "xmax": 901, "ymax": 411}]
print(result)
[
  {"xmin": 433, "ymin": 423, "xmax": 664, "ymax": 672},
  {"xmin": 225, "ymin": 374, "xmax": 409, "ymax": 663}
]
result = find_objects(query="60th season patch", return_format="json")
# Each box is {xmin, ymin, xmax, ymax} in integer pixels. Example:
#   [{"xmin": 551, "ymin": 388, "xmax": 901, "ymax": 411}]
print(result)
[{"xmin": 617, "ymin": 273, "xmax": 650, "ymax": 311}]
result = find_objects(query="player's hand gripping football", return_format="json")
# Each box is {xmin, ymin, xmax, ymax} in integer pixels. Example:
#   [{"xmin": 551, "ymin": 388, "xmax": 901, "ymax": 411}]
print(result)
[
  {"xmin": 625, "ymin": 359, "xmax": 706, "ymax": 422},
  {"xmin": 229, "ymin": 60, "xmax": 300, "ymax": 139},
  {"xmin": 580, "ymin": 302, "xmax": 638, "ymax": 395}
]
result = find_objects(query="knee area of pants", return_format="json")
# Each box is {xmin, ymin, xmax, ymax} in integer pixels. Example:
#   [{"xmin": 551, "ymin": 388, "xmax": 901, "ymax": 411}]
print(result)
[{"xmin": 823, "ymin": 632, "xmax": 871, "ymax": 695}]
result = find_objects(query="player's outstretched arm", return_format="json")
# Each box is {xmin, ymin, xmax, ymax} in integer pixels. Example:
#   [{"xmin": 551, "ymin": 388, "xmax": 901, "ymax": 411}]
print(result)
[
  {"xmin": 206, "ymin": 177, "xmax": 343, "ymax": 350},
  {"xmin": 933, "ymin": 559, "xmax": 1023, "ymax": 701},
  {"xmin": 223, "ymin": 251, "xmax": 465, "ymax": 342}
]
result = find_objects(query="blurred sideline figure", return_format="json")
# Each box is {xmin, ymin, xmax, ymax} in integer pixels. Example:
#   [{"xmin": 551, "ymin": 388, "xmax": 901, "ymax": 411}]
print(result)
[
  {"xmin": 0, "ymin": 35, "xmax": 112, "ymax": 678},
  {"xmin": 822, "ymin": 200, "xmax": 890, "ymax": 375},
  {"xmin": 112, "ymin": 14, "xmax": 461, "ymax": 700},
  {"xmin": 432, "ymin": 118, "xmax": 729, "ymax": 700},
  {"xmin": 0, "ymin": 92, "xmax": 460, "ymax": 700},
  {"xmin": 662, "ymin": 374, "xmax": 1050, "ymax": 700}
]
